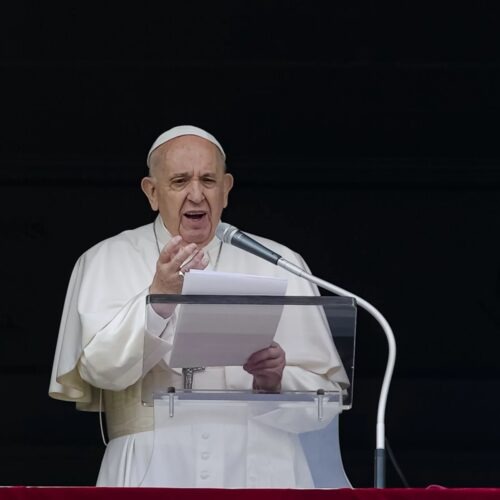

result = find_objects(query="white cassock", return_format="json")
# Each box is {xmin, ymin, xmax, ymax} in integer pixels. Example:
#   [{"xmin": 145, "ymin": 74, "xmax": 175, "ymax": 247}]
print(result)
[{"xmin": 49, "ymin": 215, "xmax": 349, "ymax": 488}]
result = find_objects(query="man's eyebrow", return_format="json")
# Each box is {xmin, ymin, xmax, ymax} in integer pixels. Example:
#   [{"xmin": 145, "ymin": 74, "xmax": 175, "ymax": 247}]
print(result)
[
  {"xmin": 169, "ymin": 172, "xmax": 191, "ymax": 179},
  {"xmin": 168, "ymin": 170, "xmax": 218, "ymax": 180}
]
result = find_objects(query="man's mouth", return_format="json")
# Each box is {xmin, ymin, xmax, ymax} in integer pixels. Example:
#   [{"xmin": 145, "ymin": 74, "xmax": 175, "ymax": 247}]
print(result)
[{"xmin": 183, "ymin": 211, "xmax": 207, "ymax": 221}]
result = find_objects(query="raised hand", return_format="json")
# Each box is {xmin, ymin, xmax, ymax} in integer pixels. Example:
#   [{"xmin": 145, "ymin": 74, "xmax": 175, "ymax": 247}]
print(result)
[{"xmin": 150, "ymin": 235, "xmax": 209, "ymax": 295}]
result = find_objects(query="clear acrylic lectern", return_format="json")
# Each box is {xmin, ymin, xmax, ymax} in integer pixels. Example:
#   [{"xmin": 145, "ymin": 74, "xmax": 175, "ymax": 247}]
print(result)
[{"xmin": 141, "ymin": 295, "xmax": 356, "ymax": 488}]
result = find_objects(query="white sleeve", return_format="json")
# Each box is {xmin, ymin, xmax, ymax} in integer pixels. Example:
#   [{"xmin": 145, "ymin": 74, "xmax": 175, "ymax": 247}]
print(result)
[
  {"xmin": 50, "ymin": 238, "xmax": 176, "ymax": 400},
  {"xmin": 77, "ymin": 289, "xmax": 175, "ymax": 391}
]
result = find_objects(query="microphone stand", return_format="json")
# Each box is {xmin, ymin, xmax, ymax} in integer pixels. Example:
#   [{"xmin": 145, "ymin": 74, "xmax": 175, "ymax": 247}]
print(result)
[{"xmin": 277, "ymin": 258, "xmax": 396, "ymax": 488}]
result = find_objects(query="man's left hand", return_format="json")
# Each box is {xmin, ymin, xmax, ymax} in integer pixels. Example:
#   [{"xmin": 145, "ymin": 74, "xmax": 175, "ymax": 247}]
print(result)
[{"xmin": 243, "ymin": 342, "xmax": 285, "ymax": 392}]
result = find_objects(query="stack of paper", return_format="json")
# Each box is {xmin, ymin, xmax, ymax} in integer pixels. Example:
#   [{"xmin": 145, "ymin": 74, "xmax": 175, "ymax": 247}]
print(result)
[{"xmin": 169, "ymin": 270, "xmax": 287, "ymax": 368}]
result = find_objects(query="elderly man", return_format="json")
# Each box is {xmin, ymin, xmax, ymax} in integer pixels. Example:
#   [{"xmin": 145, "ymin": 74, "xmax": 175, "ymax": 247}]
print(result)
[{"xmin": 49, "ymin": 125, "xmax": 348, "ymax": 487}]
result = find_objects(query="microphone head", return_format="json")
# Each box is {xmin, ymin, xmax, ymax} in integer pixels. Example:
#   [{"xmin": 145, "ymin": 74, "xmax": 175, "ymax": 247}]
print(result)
[{"xmin": 216, "ymin": 222, "xmax": 238, "ymax": 243}]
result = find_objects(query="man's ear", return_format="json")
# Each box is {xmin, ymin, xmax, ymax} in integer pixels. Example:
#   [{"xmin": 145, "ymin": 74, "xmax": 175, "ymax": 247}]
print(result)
[
  {"xmin": 223, "ymin": 173, "xmax": 234, "ymax": 208},
  {"xmin": 141, "ymin": 177, "xmax": 159, "ymax": 211}
]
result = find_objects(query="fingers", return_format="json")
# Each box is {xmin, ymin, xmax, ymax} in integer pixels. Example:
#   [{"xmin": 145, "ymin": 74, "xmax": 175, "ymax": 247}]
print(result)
[
  {"xmin": 243, "ymin": 343, "xmax": 285, "ymax": 393},
  {"xmin": 157, "ymin": 235, "xmax": 184, "ymax": 264},
  {"xmin": 245, "ymin": 342, "xmax": 285, "ymax": 367},
  {"xmin": 159, "ymin": 236, "xmax": 199, "ymax": 268},
  {"xmin": 244, "ymin": 343, "xmax": 284, "ymax": 370},
  {"xmin": 150, "ymin": 236, "xmax": 208, "ymax": 294},
  {"xmin": 179, "ymin": 248, "xmax": 209, "ymax": 273}
]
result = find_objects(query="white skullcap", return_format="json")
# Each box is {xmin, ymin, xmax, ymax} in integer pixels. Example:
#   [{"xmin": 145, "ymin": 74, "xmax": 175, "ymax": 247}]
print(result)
[{"xmin": 147, "ymin": 125, "xmax": 226, "ymax": 168}]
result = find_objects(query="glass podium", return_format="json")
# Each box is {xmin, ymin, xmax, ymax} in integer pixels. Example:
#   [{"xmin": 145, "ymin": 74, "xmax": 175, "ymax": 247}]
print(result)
[{"xmin": 140, "ymin": 295, "xmax": 356, "ymax": 488}]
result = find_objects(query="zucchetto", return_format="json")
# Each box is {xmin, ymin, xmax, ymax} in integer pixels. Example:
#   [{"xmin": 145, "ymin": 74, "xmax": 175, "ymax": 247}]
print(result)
[{"xmin": 147, "ymin": 125, "xmax": 226, "ymax": 167}]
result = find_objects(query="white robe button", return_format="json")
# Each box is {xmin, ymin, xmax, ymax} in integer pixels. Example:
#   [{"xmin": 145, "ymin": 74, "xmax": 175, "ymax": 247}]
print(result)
[
  {"xmin": 201, "ymin": 451, "xmax": 210, "ymax": 460},
  {"xmin": 201, "ymin": 432, "xmax": 210, "ymax": 439},
  {"xmin": 200, "ymin": 471, "xmax": 210, "ymax": 479}
]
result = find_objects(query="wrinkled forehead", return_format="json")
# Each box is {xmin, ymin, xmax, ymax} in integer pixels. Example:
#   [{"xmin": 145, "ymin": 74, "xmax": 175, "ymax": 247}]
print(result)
[{"xmin": 147, "ymin": 125, "xmax": 226, "ymax": 168}]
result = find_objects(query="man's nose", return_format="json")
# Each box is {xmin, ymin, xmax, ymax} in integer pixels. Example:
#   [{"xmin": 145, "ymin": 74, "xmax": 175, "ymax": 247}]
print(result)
[{"xmin": 186, "ymin": 179, "xmax": 205, "ymax": 203}]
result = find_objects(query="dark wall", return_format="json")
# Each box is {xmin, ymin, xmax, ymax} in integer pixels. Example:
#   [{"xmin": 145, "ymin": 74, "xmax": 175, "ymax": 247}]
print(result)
[{"xmin": 1, "ymin": 2, "xmax": 499, "ymax": 488}]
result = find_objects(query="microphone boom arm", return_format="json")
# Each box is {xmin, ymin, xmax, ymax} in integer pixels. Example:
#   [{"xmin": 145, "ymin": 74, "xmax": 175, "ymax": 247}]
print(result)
[{"xmin": 277, "ymin": 257, "xmax": 396, "ymax": 489}]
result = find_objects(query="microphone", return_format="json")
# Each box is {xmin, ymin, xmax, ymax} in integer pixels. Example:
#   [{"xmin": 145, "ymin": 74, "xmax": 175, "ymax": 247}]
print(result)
[
  {"xmin": 216, "ymin": 222, "xmax": 334, "ymax": 280},
  {"xmin": 216, "ymin": 222, "xmax": 282, "ymax": 265},
  {"xmin": 216, "ymin": 221, "xmax": 396, "ymax": 488}
]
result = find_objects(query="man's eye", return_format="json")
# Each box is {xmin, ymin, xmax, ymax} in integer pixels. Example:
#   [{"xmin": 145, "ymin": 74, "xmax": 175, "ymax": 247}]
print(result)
[
  {"xmin": 171, "ymin": 178, "xmax": 188, "ymax": 188},
  {"xmin": 202, "ymin": 177, "xmax": 217, "ymax": 186}
]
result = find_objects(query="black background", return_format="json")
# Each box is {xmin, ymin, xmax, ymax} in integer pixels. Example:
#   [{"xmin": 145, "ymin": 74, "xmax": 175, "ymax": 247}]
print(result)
[{"xmin": 1, "ymin": 1, "xmax": 499, "ymax": 488}]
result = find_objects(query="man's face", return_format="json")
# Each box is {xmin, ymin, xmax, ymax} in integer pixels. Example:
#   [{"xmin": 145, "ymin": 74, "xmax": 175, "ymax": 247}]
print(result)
[{"xmin": 142, "ymin": 135, "xmax": 233, "ymax": 247}]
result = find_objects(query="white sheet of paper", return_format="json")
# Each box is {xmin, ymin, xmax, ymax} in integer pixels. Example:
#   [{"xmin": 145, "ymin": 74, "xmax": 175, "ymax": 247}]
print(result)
[{"xmin": 168, "ymin": 270, "xmax": 287, "ymax": 368}]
